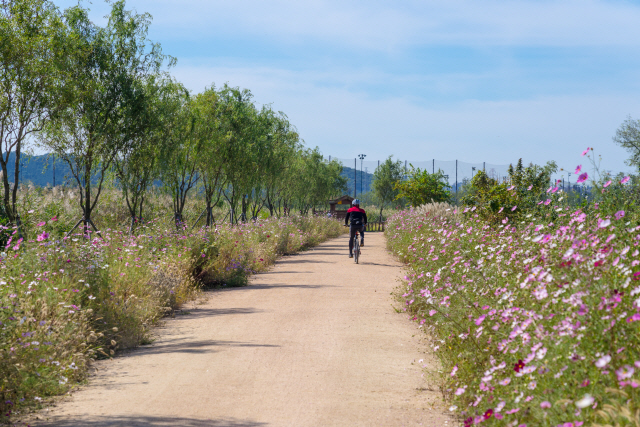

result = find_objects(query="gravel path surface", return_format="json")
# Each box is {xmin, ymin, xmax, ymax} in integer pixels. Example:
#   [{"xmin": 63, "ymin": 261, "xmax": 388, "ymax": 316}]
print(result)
[{"xmin": 32, "ymin": 233, "xmax": 450, "ymax": 427}]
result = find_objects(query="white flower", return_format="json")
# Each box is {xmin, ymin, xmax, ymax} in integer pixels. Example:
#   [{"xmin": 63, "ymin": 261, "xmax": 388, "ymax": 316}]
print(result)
[
  {"xmin": 599, "ymin": 219, "xmax": 611, "ymax": 228},
  {"xmin": 575, "ymin": 394, "xmax": 595, "ymax": 409},
  {"xmin": 449, "ymin": 405, "xmax": 458, "ymax": 411},
  {"xmin": 595, "ymin": 355, "xmax": 611, "ymax": 368}
]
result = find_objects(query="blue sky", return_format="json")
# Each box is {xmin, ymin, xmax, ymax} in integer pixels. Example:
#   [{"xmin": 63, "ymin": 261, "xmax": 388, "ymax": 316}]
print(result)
[{"xmin": 53, "ymin": 0, "xmax": 640, "ymax": 177}]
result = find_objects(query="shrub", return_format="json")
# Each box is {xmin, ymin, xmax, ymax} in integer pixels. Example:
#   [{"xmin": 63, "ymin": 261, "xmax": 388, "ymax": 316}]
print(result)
[
  {"xmin": 394, "ymin": 165, "xmax": 451, "ymax": 207},
  {"xmin": 461, "ymin": 159, "xmax": 558, "ymax": 224}
]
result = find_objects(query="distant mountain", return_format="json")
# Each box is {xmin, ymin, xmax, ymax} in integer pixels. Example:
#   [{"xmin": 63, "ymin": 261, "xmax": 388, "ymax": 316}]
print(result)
[
  {"xmin": 2, "ymin": 153, "xmax": 72, "ymax": 187},
  {"xmin": 341, "ymin": 166, "xmax": 374, "ymax": 197},
  {"xmin": 6, "ymin": 153, "xmax": 377, "ymax": 196}
]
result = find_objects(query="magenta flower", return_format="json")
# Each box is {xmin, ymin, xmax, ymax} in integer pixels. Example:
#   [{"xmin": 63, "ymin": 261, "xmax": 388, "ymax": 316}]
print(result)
[
  {"xmin": 603, "ymin": 180, "xmax": 612, "ymax": 188},
  {"xmin": 37, "ymin": 221, "xmax": 46, "ymax": 227},
  {"xmin": 575, "ymin": 165, "xmax": 582, "ymax": 174},
  {"xmin": 582, "ymin": 147, "xmax": 591, "ymax": 156},
  {"xmin": 36, "ymin": 232, "xmax": 49, "ymax": 242},
  {"xmin": 621, "ymin": 176, "xmax": 631, "ymax": 184},
  {"xmin": 577, "ymin": 172, "xmax": 588, "ymax": 183},
  {"xmin": 514, "ymin": 359, "xmax": 525, "ymax": 372},
  {"xmin": 615, "ymin": 210, "xmax": 625, "ymax": 220},
  {"xmin": 527, "ymin": 185, "xmax": 533, "ymax": 190},
  {"xmin": 540, "ymin": 401, "xmax": 551, "ymax": 409},
  {"xmin": 475, "ymin": 314, "xmax": 486, "ymax": 325}
]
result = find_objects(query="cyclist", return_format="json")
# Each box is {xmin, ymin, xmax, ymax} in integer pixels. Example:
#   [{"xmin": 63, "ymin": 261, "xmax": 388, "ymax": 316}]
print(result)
[{"xmin": 345, "ymin": 199, "xmax": 367, "ymax": 258}]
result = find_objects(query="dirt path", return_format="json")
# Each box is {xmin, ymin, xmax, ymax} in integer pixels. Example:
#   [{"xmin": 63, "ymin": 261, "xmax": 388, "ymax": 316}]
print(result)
[{"xmin": 32, "ymin": 233, "xmax": 449, "ymax": 427}]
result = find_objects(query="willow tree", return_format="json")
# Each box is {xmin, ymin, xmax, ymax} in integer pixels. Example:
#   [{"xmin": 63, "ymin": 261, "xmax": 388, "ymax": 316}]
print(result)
[
  {"xmin": 39, "ymin": 0, "xmax": 170, "ymax": 236},
  {"xmin": 114, "ymin": 76, "xmax": 176, "ymax": 234},
  {"xmin": 193, "ymin": 87, "xmax": 226, "ymax": 227},
  {"xmin": 0, "ymin": 0, "xmax": 66, "ymax": 228},
  {"xmin": 216, "ymin": 84, "xmax": 258, "ymax": 224},
  {"xmin": 158, "ymin": 82, "xmax": 199, "ymax": 229}
]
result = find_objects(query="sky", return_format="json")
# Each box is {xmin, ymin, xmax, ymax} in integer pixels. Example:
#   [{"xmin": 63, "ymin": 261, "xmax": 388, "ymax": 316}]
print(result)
[{"xmin": 53, "ymin": 0, "xmax": 640, "ymax": 178}]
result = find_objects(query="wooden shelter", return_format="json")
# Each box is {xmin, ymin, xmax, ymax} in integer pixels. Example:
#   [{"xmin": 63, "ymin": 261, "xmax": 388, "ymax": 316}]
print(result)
[{"xmin": 328, "ymin": 195, "xmax": 354, "ymax": 220}]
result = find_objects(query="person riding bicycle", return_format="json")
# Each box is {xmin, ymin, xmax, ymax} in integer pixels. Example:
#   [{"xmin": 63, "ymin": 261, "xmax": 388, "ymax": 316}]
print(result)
[{"xmin": 345, "ymin": 199, "xmax": 367, "ymax": 258}]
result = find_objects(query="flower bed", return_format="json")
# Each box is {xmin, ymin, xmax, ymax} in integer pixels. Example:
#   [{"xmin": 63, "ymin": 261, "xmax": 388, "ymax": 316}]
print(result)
[
  {"xmin": 0, "ymin": 215, "xmax": 343, "ymax": 421},
  {"xmin": 387, "ymin": 205, "xmax": 640, "ymax": 426}
]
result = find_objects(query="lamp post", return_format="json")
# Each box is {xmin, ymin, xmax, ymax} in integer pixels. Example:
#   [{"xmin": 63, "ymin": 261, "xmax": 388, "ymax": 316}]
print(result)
[
  {"xmin": 472, "ymin": 166, "xmax": 476, "ymax": 178},
  {"xmin": 358, "ymin": 154, "xmax": 366, "ymax": 196}
]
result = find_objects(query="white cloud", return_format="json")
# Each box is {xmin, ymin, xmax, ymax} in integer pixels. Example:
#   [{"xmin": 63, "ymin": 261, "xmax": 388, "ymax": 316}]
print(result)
[
  {"xmin": 173, "ymin": 63, "xmax": 638, "ymax": 174},
  {"xmin": 54, "ymin": 0, "xmax": 640, "ymax": 49}
]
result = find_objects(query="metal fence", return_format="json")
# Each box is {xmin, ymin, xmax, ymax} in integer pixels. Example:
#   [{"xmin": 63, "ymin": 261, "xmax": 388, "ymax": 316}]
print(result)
[{"xmin": 330, "ymin": 156, "xmax": 512, "ymax": 196}]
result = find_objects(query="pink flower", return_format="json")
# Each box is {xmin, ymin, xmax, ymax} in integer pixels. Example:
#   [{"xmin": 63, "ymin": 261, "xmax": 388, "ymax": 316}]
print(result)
[
  {"xmin": 507, "ymin": 185, "xmax": 515, "ymax": 190},
  {"xmin": 575, "ymin": 165, "xmax": 582, "ymax": 174},
  {"xmin": 616, "ymin": 365, "xmax": 635, "ymax": 381},
  {"xmin": 475, "ymin": 315, "xmax": 486, "ymax": 325},
  {"xmin": 511, "ymin": 206, "xmax": 517, "ymax": 211},
  {"xmin": 615, "ymin": 210, "xmax": 625, "ymax": 220},
  {"xmin": 37, "ymin": 221, "xmax": 46, "ymax": 227},
  {"xmin": 577, "ymin": 172, "xmax": 588, "ymax": 183},
  {"xmin": 621, "ymin": 176, "xmax": 631, "ymax": 184},
  {"xmin": 50, "ymin": 215, "xmax": 58, "ymax": 222},
  {"xmin": 36, "ymin": 232, "xmax": 49, "ymax": 242},
  {"xmin": 540, "ymin": 401, "xmax": 551, "ymax": 409},
  {"xmin": 582, "ymin": 147, "xmax": 591, "ymax": 156},
  {"xmin": 502, "ymin": 217, "xmax": 509, "ymax": 224},
  {"xmin": 527, "ymin": 185, "xmax": 533, "ymax": 190},
  {"xmin": 604, "ymin": 180, "xmax": 612, "ymax": 188},
  {"xmin": 450, "ymin": 365, "xmax": 458, "ymax": 376}
]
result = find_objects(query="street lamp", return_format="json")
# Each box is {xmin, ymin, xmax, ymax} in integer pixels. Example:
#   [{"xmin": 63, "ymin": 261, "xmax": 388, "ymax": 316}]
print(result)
[{"xmin": 358, "ymin": 154, "xmax": 366, "ymax": 196}]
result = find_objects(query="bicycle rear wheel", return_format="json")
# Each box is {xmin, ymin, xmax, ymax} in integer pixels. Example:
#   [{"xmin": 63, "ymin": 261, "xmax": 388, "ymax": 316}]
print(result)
[{"xmin": 354, "ymin": 240, "xmax": 360, "ymax": 264}]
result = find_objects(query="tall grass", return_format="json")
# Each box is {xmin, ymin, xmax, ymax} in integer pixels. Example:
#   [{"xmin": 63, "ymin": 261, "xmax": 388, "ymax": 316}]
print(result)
[{"xmin": 0, "ymin": 186, "xmax": 343, "ymax": 422}]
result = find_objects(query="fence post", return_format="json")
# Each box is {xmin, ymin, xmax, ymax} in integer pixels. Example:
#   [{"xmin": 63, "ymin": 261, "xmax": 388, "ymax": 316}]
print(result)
[{"xmin": 354, "ymin": 158, "xmax": 357, "ymax": 198}]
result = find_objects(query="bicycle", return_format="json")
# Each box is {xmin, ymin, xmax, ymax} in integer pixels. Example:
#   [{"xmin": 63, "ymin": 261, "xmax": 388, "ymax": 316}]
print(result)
[{"xmin": 345, "ymin": 224, "xmax": 363, "ymax": 264}]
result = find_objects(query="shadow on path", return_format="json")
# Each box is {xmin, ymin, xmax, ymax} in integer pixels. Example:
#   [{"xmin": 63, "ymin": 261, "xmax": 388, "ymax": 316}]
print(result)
[
  {"xmin": 36, "ymin": 415, "xmax": 268, "ymax": 427},
  {"xmin": 124, "ymin": 339, "xmax": 280, "ymax": 357}
]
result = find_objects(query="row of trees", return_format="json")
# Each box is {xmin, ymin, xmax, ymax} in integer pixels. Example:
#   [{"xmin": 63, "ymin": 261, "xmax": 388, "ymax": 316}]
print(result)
[{"xmin": 1, "ymin": 0, "xmax": 346, "ymax": 234}]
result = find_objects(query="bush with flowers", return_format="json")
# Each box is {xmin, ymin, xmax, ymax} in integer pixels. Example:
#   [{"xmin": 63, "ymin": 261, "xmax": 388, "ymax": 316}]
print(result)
[
  {"xmin": 0, "ymin": 213, "xmax": 343, "ymax": 421},
  {"xmin": 387, "ymin": 163, "xmax": 640, "ymax": 425}
]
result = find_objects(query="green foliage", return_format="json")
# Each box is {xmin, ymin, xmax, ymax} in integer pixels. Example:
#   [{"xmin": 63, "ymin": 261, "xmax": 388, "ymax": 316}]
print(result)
[
  {"xmin": 613, "ymin": 116, "xmax": 640, "ymax": 170},
  {"xmin": 372, "ymin": 156, "xmax": 404, "ymax": 217},
  {"xmin": 461, "ymin": 158, "xmax": 558, "ymax": 224},
  {"xmin": 394, "ymin": 165, "xmax": 451, "ymax": 207},
  {"xmin": 0, "ymin": 0, "xmax": 67, "ymax": 222}
]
